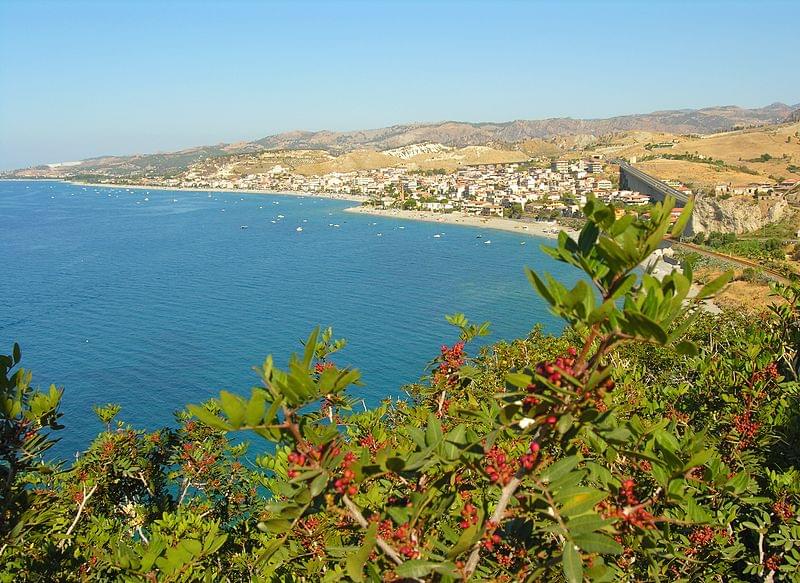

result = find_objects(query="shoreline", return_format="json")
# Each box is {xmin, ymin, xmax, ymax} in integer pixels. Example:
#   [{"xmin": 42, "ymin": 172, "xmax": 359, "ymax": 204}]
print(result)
[
  {"xmin": 3, "ymin": 178, "xmax": 576, "ymax": 239},
  {"xmin": 344, "ymin": 206, "xmax": 578, "ymax": 240},
  {"xmin": 63, "ymin": 180, "xmax": 369, "ymax": 203}
]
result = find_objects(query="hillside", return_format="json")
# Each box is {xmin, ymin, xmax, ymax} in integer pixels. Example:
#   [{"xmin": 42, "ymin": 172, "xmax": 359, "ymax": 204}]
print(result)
[
  {"xmin": 3, "ymin": 102, "xmax": 797, "ymax": 180},
  {"xmin": 625, "ymin": 121, "xmax": 800, "ymax": 190}
]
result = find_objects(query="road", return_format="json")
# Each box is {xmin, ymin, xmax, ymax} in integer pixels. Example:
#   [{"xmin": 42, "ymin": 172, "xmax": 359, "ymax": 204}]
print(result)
[
  {"xmin": 614, "ymin": 159, "xmax": 691, "ymax": 205},
  {"xmin": 666, "ymin": 240, "xmax": 793, "ymax": 285}
]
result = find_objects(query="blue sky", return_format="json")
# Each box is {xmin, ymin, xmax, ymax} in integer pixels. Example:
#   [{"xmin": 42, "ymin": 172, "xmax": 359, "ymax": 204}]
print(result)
[{"xmin": 1, "ymin": 0, "xmax": 798, "ymax": 169}]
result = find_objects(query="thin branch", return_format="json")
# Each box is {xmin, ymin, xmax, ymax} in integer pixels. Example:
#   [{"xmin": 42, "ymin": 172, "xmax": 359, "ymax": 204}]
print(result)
[
  {"xmin": 59, "ymin": 483, "xmax": 98, "ymax": 549},
  {"xmin": 464, "ymin": 474, "xmax": 523, "ymax": 578},
  {"xmin": 178, "ymin": 478, "xmax": 192, "ymax": 505},
  {"xmin": 341, "ymin": 493, "xmax": 422, "ymax": 581}
]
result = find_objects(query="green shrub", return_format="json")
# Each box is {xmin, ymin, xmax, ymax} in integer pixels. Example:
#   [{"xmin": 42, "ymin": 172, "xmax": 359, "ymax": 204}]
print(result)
[{"xmin": 2, "ymin": 197, "xmax": 799, "ymax": 582}]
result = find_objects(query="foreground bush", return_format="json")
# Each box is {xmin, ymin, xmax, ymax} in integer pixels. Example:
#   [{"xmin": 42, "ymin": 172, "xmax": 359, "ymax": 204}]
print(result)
[{"xmin": 2, "ymin": 197, "xmax": 799, "ymax": 582}]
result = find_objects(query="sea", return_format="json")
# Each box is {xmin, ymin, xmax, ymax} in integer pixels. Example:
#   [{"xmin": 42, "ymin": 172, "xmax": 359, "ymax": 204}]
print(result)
[{"xmin": 1, "ymin": 180, "xmax": 579, "ymax": 456}]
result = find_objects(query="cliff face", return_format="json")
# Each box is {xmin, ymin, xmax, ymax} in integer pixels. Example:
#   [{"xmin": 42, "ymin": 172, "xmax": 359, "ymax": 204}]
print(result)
[{"xmin": 691, "ymin": 195, "xmax": 787, "ymax": 234}]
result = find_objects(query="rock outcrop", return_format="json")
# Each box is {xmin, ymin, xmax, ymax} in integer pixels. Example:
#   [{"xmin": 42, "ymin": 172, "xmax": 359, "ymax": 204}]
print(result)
[{"xmin": 691, "ymin": 195, "xmax": 787, "ymax": 234}]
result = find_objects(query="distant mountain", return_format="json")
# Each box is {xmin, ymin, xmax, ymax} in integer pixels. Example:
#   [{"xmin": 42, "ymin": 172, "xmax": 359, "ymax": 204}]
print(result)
[
  {"xmin": 253, "ymin": 103, "xmax": 798, "ymax": 153},
  {"xmin": 4, "ymin": 102, "xmax": 797, "ymax": 178}
]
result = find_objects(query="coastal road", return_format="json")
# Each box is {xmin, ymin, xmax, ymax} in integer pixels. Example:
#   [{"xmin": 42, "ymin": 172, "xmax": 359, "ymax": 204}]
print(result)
[
  {"xmin": 614, "ymin": 159, "xmax": 691, "ymax": 206},
  {"xmin": 666, "ymin": 240, "xmax": 793, "ymax": 285}
]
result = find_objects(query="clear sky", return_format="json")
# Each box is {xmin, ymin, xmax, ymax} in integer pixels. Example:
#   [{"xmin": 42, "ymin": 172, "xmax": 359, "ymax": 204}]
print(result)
[{"xmin": 1, "ymin": 0, "xmax": 798, "ymax": 170}]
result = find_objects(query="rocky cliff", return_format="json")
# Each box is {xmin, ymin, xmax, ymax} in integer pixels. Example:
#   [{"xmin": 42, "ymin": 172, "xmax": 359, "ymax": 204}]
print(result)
[{"xmin": 691, "ymin": 195, "xmax": 787, "ymax": 234}]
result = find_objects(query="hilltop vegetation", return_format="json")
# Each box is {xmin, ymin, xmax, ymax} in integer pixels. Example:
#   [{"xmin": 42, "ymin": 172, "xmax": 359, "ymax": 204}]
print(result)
[{"xmin": 3, "ymin": 198, "xmax": 800, "ymax": 582}]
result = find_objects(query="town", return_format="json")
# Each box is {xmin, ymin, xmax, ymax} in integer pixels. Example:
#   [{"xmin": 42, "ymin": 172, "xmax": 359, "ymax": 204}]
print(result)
[{"xmin": 147, "ymin": 156, "xmax": 661, "ymax": 219}]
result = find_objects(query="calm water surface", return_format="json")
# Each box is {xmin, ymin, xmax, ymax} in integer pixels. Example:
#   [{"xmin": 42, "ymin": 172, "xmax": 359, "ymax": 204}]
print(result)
[{"xmin": 1, "ymin": 180, "xmax": 578, "ymax": 455}]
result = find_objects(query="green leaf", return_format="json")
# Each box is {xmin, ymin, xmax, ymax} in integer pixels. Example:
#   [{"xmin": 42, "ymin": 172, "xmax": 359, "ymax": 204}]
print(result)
[
  {"xmin": 310, "ymin": 472, "xmax": 329, "ymax": 497},
  {"xmin": 186, "ymin": 404, "xmax": 232, "ymax": 431},
  {"xmin": 448, "ymin": 523, "xmax": 479, "ymax": 559},
  {"xmin": 541, "ymin": 455, "xmax": 580, "ymax": 483},
  {"xmin": 559, "ymin": 488, "xmax": 607, "ymax": 517},
  {"xmin": 219, "ymin": 391, "xmax": 245, "ymax": 428},
  {"xmin": 675, "ymin": 341, "xmax": 698, "ymax": 356},
  {"xmin": 258, "ymin": 519, "xmax": 292, "ymax": 534},
  {"xmin": 562, "ymin": 541, "xmax": 583, "ymax": 583},
  {"xmin": 346, "ymin": 522, "xmax": 377, "ymax": 582},
  {"xmin": 395, "ymin": 560, "xmax": 440, "ymax": 578},
  {"xmin": 302, "ymin": 327, "xmax": 320, "ymax": 369},
  {"xmin": 573, "ymin": 532, "xmax": 623, "ymax": 554},
  {"xmin": 696, "ymin": 271, "xmax": 732, "ymax": 300},
  {"xmin": 670, "ymin": 198, "xmax": 694, "ymax": 237},
  {"xmin": 625, "ymin": 311, "xmax": 668, "ymax": 344},
  {"xmin": 425, "ymin": 413, "xmax": 443, "ymax": 448}
]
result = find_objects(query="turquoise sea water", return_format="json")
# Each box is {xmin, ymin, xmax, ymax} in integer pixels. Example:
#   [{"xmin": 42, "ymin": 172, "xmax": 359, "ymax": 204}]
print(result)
[{"xmin": 1, "ymin": 180, "xmax": 578, "ymax": 456}]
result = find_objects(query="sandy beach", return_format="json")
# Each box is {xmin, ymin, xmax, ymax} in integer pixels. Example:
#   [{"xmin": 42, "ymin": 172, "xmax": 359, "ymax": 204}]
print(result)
[{"xmin": 344, "ymin": 205, "xmax": 578, "ymax": 240}]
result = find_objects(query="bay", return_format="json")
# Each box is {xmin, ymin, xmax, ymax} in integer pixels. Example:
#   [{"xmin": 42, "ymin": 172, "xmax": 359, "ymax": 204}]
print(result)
[{"xmin": 0, "ymin": 180, "xmax": 578, "ymax": 455}]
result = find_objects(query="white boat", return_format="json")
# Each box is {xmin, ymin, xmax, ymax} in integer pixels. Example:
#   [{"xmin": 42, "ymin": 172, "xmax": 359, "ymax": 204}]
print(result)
[
  {"xmin": 240, "ymin": 225, "xmax": 249, "ymax": 229},
  {"xmin": 433, "ymin": 234, "xmax": 441, "ymax": 238},
  {"xmin": 484, "ymin": 240, "xmax": 491, "ymax": 244},
  {"xmin": 296, "ymin": 227, "xmax": 303, "ymax": 232},
  {"xmin": 377, "ymin": 233, "xmax": 383, "ymax": 236}
]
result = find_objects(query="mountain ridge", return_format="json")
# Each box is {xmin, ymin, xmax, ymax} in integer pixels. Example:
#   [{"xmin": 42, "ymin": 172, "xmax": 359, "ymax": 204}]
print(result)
[{"xmin": 5, "ymin": 101, "xmax": 798, "ymax": 177}]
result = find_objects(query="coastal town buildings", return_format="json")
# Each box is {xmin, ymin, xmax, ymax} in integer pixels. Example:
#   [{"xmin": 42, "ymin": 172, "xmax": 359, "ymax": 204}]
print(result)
[{"xmin": 84, "ymin": 156, "xmax": 672, "ymax": 219}]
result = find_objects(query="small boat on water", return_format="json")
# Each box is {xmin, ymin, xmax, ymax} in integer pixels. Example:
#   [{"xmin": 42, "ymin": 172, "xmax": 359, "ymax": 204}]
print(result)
[
  {"xmin": 433, "ymin": 234, "xmax": 441, "ymax": 238},
  {"xmin": 296, "ymin": 227, "xmax": 303, "ymax": 232},
  {"xmin": 476, "ymin": 235, "xmax": 482, "ymax": 239},
  {"xmin": 484, "ymin": 240, "xmax": 492, "ymax": 244},
  {"xmin": 240, "ymin": 225, "xmax": 249, "ymax": 230}
]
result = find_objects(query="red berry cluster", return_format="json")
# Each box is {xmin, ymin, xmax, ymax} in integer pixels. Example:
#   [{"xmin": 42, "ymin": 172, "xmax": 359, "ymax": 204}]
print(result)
[
  {"xmin": 180, "ymin": 442, "xmax": 218, "ymax": 478},
  {"xmin": 375, "ymin": 519, "xmax": 419, "ymax": 558},
  {"xmin": 314, "ymin": 361, "xmax": 335, "ymax": 374},
  {"xmin": 519, "ymin": 441, "xmax": 540, "ymax": 472},
  {"xmin": 773, "ymin": 498, "xmax": 795, "ymax": 521},
  {"xmin": 286, "ymin": 443, "xmax": 327, "ymax": 479},
  {"xmin": 483, "ymin": 532, "xmax": 502, "ymax": 552},
  {"xmin": 358, "ymin": 434, "xmax": 385, "ymax": 457},
  {"xmin": 599, "ymin": 478, "xmax": 656, "ymax": 529},
  {"xmin": 523, "ymin": 348, "xmax": 613, "ymax": 416},
  {"xmin": 765, "ymin": 554, "xmax": 782, "ymax": 571},
  {"xmin": 751, "ymin": 362, "xmax": 779, "ymax": 383},
  {"xmin": 731, "ymin": 409, "xmax": 760, "ymax": 450},
  {"xmin": 433, "ymin": 341, "xmax": 465, "ymax": 386},
  {"xmin": 484, "ymin": 446, "xmax": 517, "ymax": 485},
  {"xmin": 685, "ymin": 526, "xmax": 717, "ymax": 555},
  {"xmin": 459, "ymin": 502, "xmax": 478, "ymax": 528},
  {"xmin": 298, "ymin": 516, "xmax": 326, "ymax": 559},
  {"xmin": 100, "ymin": 439, "xmax": 116, "ymax": 458},
  {"xmin": 333, "ymin": 451, "xmax": 358, "ymax": 496}
]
